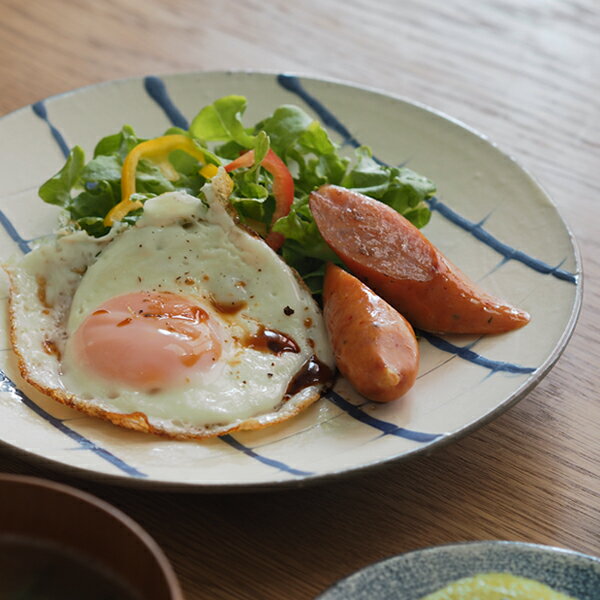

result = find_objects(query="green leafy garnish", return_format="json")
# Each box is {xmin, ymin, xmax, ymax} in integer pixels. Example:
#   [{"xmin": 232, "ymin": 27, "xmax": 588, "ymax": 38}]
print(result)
[
  {"xmin": 39, "ymin": 146, "xmax": 86, "ymax": 207},
  {"xmin": 190, "ymin": 95, "xmax": 255, "ymax": 148},
  {"xmin": 38, "ymin": 96, "xmax": 435, "ymax": 294}
]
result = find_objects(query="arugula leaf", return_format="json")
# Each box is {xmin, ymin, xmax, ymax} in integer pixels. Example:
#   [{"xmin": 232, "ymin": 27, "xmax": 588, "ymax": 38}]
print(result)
[
  {"xmin": 255, "ymin": 105, "xmax": 312, "ymax": 158},
  {"xmin": 94, "ymin": 125, "xmax": 142, "ymax": 160},
  {"xmin": 190, "ymin": 95, "xmax": 255, "ymax": 148},
  {"xmin": 68, "ymin": 180, "xmax": 117, "ymax": 221},
  {"xmin": 274, "ymin": 197, "xmax": 339, "ymax": 263},
  {"xmin": 81, "ymin": 155, "xmax": 122, "ymax": 183},
  {"xmin": 38, "ymin": 146, "xmax": 85, "ymax": 207},
  {"xmin": 341, "ymin": 146, "xmax": 391, "ymax": 198},
  {"xmin": 228, "ymin": 157, "xmax": 274, "ymax": 225},
  {"xmin": 252, "ymin": 130, "xmax": 270, "ymax": 167},
  {"xmin": 379, "ymin": 167, "xmax": 435, "ymax": 228}
]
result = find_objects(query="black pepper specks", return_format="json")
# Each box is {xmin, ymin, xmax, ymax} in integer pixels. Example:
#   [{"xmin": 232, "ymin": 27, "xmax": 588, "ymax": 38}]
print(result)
[{"xmin": 283, "ymin": 306, "xmax": 295, "ymax": 316}]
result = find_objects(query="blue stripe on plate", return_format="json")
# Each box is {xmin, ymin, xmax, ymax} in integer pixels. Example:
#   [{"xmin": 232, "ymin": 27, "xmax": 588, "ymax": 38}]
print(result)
[
  {"xmin": 418, "ymin": 331, "xmax": 536, "ymax": 374},
  {"xmin": 277, "ymin": 73, "xmax": 386, "ymax": 163},
  {"xmin": 144, "ymin": 76, "xmax": 190, "ymax": 129},
  {"xmin": 277, "ymin": 74, "xmax": 362, "ymax": 148},
  {"xmin": 13, "ymin": 77, "xmax": 544, "ymax": 477},
  {"xmin": 0, "ymin": 371, "xmax": 146, "ymax": 478},
  {"xmin": 427, "ymin": 197, "xmax": 577, "ymax": 284},
  {"xmin": 0, "ymin": 210, "xmax": 31, "ymax": 253},
  {"xmin": 276, "ymin": 73, "xmax": 577, "ymax": 285},
  {"xmin": 31, "ymin": 101, "xmax": 70, "ymax": 159},
  {"xmin": 220, "ymin": 434, "xmax": 314, "ymax": 477},
  {"xmin": 326, "ymin": 390, "xmax": 443, "ymax": 442}
]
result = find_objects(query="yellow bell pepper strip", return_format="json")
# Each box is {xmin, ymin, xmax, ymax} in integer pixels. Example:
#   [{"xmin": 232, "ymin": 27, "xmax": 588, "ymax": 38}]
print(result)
[
  {"xmin": 199, "ymin": 163, "xmax": 219, "ymax": 179},
  {"xmin": 104, "ymin": 135, "xmax": 208, "ymax": 226},
  {"xmin": 224, "ymin": 149, "xmax": 294, "ymax": 250}
]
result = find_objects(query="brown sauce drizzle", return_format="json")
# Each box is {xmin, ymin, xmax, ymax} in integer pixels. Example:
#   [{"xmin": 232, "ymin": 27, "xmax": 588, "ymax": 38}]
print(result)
[
  {"xmin": 285, "ymin": 356, "xmax": 333, "ymax": 398},
  {"xmin": 245, "ymin": 325, "xmax": 300, "ymax": 355},
  {"xmin": 117, "ymin": 317, "xmax": 132, "ymax": 327},
  {"xmin": 188, "ymin": 305, "xmax": 209, "ymax": 322},
  {"xmin": 92, "ymin": 309, "xmax": 109, "ymax": 316}
]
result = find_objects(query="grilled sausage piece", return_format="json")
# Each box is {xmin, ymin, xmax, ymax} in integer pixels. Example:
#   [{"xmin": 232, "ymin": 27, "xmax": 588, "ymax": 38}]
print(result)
[
  {"xmin": 311, "ymin": 185, "xmax": 530, "ymax": 335},
  {"xmin": 323, "ymin": 263, "xmax": 419, "ymax": 402}
]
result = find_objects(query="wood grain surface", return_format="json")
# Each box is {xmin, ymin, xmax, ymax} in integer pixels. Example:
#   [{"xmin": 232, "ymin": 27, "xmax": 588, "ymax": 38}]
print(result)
[{"xmin": 1, "ymin": 1, "xmax": 599, "ymax": 598}]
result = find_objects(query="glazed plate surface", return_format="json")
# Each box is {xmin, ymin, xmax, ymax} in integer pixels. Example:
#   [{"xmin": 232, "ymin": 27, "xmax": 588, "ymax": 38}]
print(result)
[{"xmin": 0, "ymin": 72, "xmax": 581, "ymax": 490}]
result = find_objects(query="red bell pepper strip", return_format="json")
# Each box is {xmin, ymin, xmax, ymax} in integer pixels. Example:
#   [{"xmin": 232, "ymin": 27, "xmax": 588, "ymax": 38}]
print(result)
[{"xmin": 225, "ymin": 149, "xmax": 294, "ymax": 250}]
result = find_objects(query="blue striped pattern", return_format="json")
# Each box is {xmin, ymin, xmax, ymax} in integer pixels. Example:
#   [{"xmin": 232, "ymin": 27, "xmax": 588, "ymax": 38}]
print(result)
[
  {"xmin": 418, "ymin": 332, "xmax": 536, "ymax": 374},
  {"xmin": 427, "ymin": 197, "xmax": 577, "ymax": 284},
  {"xmin": 31, "ymin": 101, "xmax": 70, "ymax": 158},
  {"xmin": 0, "ymin": 371, "xmax": 146, "ymax": 478},
  {"xmin": 0, "ymin": 210, "xmax": 31, "ymax": 253},
  {"xmin": 277, "ymin": 73, "xmax": 386, "ymax": 164},
  {"xmin": 0, "ymin": 73, "xmax": 567, "ymax": 482},
  {"xmin": 277, "ymin": 74, "xmax": 362, "ymax": 149},
  {"xmin": 326, "ymin": 391, "xmax": 443, "ymax": 442},
  {"xmin": 144, "ymin": 76, "xmax": 189, "ymax": 129},
  {"xmin": 221, "ymin": 435, "xmax": 313, "ymax": 477}
]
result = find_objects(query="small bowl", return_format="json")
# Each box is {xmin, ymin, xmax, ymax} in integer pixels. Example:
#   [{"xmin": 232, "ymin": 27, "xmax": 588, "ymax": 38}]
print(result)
[
  {"xmin": 0, "ymin": 473, "xmax": 183, "ymax": 600},
  {"xmin": 317, "ymin": 540, "xmax": 600, "ymax": 599}
]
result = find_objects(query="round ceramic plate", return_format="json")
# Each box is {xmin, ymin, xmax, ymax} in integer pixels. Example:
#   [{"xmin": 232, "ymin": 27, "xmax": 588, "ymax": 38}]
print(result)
[
  {"xmin": 0, "ymin": 72, "xmax": 581, "ymax": 490},
  {"xmin": 317, "ymin": 541, "xmax": 600, "ymax": 599}
]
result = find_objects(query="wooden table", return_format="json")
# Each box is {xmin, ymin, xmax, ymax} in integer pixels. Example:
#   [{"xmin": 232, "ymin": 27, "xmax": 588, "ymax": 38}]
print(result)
[{"xmin": 1, "ymin": 1, "xmax": 599, "ymax": 598}]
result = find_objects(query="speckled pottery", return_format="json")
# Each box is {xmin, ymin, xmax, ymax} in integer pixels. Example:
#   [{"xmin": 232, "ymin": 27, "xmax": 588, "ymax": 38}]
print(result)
[
  {"xmin": 317, "ymin": 541, "xmax": 600, "ymax": 599},
  {"xmin": 0, "ymin": 72, "xmax": 581, "ymax": 490}
]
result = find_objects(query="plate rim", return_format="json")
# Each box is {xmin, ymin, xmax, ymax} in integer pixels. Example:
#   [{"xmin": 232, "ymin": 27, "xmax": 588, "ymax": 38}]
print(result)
[
  {"xmin": 316, "ymin": 539, "xmax": 600, "ymax": 599},
  {"xmin": 0, "ymin": 69, "xmax": 584, "ymax": 492}
]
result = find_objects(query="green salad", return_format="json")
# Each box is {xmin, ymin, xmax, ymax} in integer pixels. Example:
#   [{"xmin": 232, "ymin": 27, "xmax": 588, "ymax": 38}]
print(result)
[{"xmin": 38, "ymin": 95, "xmax": 435, "ymax": 293}]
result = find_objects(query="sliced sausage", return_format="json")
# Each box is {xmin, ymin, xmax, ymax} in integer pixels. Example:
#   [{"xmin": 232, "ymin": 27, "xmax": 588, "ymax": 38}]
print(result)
[
  {"xmin": 323, "ymin": 263, "xmax": 419, "ymax": 402},
  {"xmin": 311, "ymin": 185, "xmax": 530, "ymax": 334}
]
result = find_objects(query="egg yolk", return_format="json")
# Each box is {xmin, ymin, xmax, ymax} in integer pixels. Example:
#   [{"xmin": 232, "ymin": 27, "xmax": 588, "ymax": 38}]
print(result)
[{"xmin": 71, "ymin": 291, "xmax": 223, "ymax": 390}]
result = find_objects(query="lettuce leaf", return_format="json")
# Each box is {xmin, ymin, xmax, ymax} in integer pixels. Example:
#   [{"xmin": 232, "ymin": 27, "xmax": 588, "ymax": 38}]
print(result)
[
  {"xmin": 38, "ymin": 96, "xmax": 436, "ymax": 295},
  {"xmin": 38, "ymin": 146, "xmax": 85, "ymax": 207},
  {"xmin": 189, "ymin": 95, "xmax": 255, "ymax": 148}
]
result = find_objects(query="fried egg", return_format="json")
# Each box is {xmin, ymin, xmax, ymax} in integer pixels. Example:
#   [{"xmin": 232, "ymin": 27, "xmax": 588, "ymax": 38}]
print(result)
[{"xmin": 5, "ymin": 169, "xmax": 334, "ymax": 439}]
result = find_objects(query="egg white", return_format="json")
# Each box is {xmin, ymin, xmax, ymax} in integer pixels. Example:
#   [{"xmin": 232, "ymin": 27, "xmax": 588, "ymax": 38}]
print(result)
[{"xmin": 5, "ymin": 169, "xmax": 334, "ymax": 439}]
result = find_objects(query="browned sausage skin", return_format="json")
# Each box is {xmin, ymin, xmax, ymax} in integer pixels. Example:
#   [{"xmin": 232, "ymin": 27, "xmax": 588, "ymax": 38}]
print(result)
[
  {"xmin": 323, "ymin": 263, "xmax": 419, "ymax": 402},
  {"xmin": 311, "ymin": 185, "xmax": 530, "ymax": 335}
]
